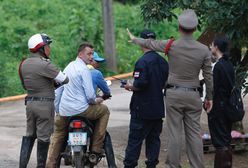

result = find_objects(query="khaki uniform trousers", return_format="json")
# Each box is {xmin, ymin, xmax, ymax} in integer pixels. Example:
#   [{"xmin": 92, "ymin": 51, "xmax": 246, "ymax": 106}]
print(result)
[
  {"xmin": 46, "ymin": 104, "xmax": 110, "ymax": 168},
  {"xmin": 26, "ymin": 101, "xmax": 55, "ymax": 142},
  {"xmin": 165, "ymin": 89, "xmax": 204, "ymax": 168}
]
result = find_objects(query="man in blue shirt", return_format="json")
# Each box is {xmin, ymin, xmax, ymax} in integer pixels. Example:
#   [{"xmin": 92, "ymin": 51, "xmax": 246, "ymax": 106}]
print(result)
[
  {"xmin": 46, "ymin": 43, "xmax": 110, "ymax": 168},
  {"xmin": 87, "ymin": 52, "xmax": 111, "ymax": 97}
]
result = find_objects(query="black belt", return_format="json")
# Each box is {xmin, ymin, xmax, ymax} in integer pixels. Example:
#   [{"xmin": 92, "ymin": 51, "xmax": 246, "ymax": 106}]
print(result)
[
  {"xmin": 25, "ymin": 96, "xmax": 54, "ymax": 102},
  {"xmin": 166, "ymin": 85, "xmax": 199, "ymax": 92}
]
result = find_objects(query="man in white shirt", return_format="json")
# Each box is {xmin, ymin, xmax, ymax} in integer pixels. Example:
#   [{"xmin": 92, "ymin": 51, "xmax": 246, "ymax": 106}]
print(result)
[{"xmin": 46, "ymin": 43, "xmax": 110, "ymax": 168}]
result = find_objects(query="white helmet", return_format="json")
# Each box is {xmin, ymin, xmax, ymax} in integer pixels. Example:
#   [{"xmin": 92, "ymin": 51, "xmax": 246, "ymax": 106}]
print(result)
[{"xmin": 28, "ymin": 33, "xmax": 52, "ymax": 53}]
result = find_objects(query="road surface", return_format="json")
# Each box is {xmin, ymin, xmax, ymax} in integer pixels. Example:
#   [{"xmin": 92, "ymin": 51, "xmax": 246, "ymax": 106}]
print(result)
[{"xmin": 0, "ymin": 81, "xmax": 248, "ymax": 168}]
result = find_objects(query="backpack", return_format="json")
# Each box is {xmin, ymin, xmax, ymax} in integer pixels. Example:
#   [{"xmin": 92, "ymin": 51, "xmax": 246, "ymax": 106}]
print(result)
[{"xmin": 219, "ymin": 62, "xmax": 245, "ymax": 122}]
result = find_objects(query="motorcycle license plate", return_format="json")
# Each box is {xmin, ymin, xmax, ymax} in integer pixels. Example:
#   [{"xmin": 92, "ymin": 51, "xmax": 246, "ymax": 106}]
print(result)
[{"xmin": 68, "ymin": 132, "xmax": 87, "ymax": 146}]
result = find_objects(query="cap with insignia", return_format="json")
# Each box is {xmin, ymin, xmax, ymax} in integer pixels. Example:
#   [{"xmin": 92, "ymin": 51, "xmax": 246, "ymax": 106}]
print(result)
[{"xmin": 178, "ymin": 9, "xmax": 198, "ymax": 29}]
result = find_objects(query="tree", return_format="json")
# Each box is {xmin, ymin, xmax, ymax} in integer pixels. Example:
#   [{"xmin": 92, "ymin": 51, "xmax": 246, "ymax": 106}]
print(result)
[
  {"xmin": 141, "ymin": 0, "xmax": 248, "ymax": 96},
  {"xmin": 0, "ymin": 57, "xmax": 7, "ymax": 97},
  {"xmin": 113, "ymin": 0, "xmax": 140, "ymax": 4},
  {"xmin": 102, "ymin": 0, "xmax": 117, "ymax": 72}
]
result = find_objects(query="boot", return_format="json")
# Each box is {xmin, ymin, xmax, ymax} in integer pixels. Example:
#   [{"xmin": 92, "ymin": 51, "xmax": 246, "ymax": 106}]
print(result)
[
  {"xmin": 214, "ymin": 147, "xmax": 232, "ymax": 168},
  {"xmin": 226, "ymin": 147, "xmax": 233, "ymax": 167},
  {"xmin": 145, "ymin": 160, "xmax": 158, "ymax": 168},
  {"xmin": 104, "ymin": 131, "xmax": 117, "ymax": 168},
  {"xmin": 19, "ymin": 136, "xmax": 36, "ymax": 168},
  {"xmin": 37, "ymin": 140, "xmax": 49, "ymax": 168}
]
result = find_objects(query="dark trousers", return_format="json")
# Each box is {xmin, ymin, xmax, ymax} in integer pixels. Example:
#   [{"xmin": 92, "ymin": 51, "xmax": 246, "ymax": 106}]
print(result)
[
  {"xmin": 208, "ymin": 109, "xmax": 233, "ymax": 168},
  {"xmin": 123, "ymin": 117, "xmax": 163, "ymax": 168},
  {"xmin": 208, "ymin": 112, "xmax": 232, "ymax": 148}
]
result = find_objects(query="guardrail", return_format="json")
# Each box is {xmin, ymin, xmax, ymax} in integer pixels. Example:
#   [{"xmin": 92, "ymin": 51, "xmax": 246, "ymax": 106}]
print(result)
[{"xmin": 0, "ymin": 72, "xmax": 133, "ymax": 103}]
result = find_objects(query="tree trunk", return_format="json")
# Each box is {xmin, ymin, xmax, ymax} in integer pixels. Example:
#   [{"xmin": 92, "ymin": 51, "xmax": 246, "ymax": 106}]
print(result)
[{"xmin": 102, "ymin": 0, "xmax": 117, "ymax": 72}]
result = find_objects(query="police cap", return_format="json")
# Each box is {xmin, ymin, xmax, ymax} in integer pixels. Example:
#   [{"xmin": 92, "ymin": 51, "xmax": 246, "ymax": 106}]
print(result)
[{"xmin": 178, "ymin": 9, "xmax": 198, "ymax": 29}]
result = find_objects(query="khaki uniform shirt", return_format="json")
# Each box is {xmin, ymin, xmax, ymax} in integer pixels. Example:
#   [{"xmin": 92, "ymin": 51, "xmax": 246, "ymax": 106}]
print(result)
[
  {"xmin": 21, "ymin": 53, "xmax": 60, "ymax": 98},
  {"xmin": 133, "ymin": 34, "xmax": 213, "ymax": 100}
]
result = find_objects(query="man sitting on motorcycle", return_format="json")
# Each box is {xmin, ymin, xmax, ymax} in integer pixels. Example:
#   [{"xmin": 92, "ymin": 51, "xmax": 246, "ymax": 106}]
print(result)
[{"xmin": 46, "ymin": 42, "xmax": 110, "ymax": 168}]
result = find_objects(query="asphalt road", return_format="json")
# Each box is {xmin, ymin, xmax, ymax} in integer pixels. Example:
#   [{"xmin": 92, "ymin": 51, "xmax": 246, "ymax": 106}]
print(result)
[
  {"xmin": 0, "ymin": 81, "xmax": 248, "ymax": 168},
  {"xmin": 0, "ymin": 81, "xmax": 132, "ymax": 168}
]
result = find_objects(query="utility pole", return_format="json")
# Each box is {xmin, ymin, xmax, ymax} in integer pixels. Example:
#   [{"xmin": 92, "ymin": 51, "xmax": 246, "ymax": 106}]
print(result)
[{"xmin": 102, "ymin": 0, "xmax": 117, "ymax": 72}]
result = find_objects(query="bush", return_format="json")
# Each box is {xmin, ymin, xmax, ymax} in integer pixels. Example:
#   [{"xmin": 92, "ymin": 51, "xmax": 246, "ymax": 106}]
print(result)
[{"xmin": 0, "ymin": 0, "xmax": 182, "ymax": 97}]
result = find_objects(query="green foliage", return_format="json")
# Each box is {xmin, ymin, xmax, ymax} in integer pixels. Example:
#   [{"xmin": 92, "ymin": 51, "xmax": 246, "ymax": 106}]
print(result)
[
  {"xmin": 141, "ymin": 0, "xmax": 248, "ymax": 95},
  {"xmin": 114, "ymin": 0, "xmax": 140, "ymax": 5},
  {"xmin": 0, "ymin": 56, "xmax": 7, "ymax": 96},
  {"xmin": 141, "ymin": 0, "xmax": 177, "ymax": 24},
  {"xmin": 0, "ymin": 0, "xmax": 179, "ymax": 97}
]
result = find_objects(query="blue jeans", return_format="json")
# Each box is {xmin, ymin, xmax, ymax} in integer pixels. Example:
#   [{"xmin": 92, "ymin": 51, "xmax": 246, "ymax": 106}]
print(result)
[{"xmin": 123, "ymin": 117, "xmax": 163, "ymax": 168}]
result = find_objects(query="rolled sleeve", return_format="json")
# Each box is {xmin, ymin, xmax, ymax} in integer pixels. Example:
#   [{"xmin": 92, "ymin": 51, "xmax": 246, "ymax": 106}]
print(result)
[{"xmin": 81, "ymin": 70, "xmax": 96, "ymax": 104}]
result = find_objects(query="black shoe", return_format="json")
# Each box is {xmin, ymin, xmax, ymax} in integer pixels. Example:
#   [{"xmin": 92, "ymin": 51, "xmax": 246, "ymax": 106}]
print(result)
[
  {"xmin": 19, "ymin": 136, "xmax": 36, "ymax": 168},
  {"xmin": 37, "ymin": 140, "xmax": 49, "ymax": 168}
]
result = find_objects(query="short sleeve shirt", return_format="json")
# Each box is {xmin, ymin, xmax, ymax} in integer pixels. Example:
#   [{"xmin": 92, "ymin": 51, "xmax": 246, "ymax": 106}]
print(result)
[{"xmin": 21, "ymin": 53, "xmax": 60, "ymax": 98}]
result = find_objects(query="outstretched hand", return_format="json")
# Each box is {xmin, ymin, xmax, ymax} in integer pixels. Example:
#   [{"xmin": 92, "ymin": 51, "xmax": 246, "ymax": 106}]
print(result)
[{"xmin": 126, "ymin": 28, "xmax": 135, "ymax": 42}]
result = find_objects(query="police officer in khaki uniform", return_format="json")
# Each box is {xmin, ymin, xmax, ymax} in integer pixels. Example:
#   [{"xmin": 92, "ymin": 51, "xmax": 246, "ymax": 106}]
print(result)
[
  {"xmin": 19, "ymin": 33, "xmax": 69, "ymax": 168},
  {"xmin": 127, "ymin": 9, "xmax": 213, "ymax": 168}
]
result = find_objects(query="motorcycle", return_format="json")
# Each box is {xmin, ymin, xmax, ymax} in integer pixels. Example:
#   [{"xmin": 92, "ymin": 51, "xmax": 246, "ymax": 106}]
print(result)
[
  {"xmin": 55, "ymin": 94, "xmax": 117, "ymax": 168},
  {"xmin": 56, "ymin": 117, "xmax": 117, "ymax": 168}
]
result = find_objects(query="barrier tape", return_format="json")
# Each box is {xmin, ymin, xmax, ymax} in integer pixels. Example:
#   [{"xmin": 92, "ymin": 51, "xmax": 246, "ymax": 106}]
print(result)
[{"xmin": 0, "ymin": 72, "xmax": 133, "ymax": 103}]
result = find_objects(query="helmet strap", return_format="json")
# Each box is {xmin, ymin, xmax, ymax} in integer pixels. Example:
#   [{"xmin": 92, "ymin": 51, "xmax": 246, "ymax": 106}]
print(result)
[{"xmin": 38, "ymin": 47, "xmax": 49, "ymax": 59}]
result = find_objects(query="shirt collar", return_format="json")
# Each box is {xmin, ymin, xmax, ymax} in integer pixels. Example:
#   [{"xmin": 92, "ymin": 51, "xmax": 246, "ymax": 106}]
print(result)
[
  {"xmin": 144, "ymin": 50, "xmax": 154, "ymax": 55},
  {"xmin": 76, "ymin": 57, "xmax": 86, "ymax": 66},
  {"xmin": 216, "ymin": 57, "xmax": 224, "ymax": 62},
  {"xmin": 30, "ymin": 53, "xmax": 50, "ymax": 61},
  {"xmin": 30, "ymin": 53, "xmax": 42, "ymax": 58},
  {"xmin": 181, "ymin": 34, "xmax": 194, "ymax": 40}
]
